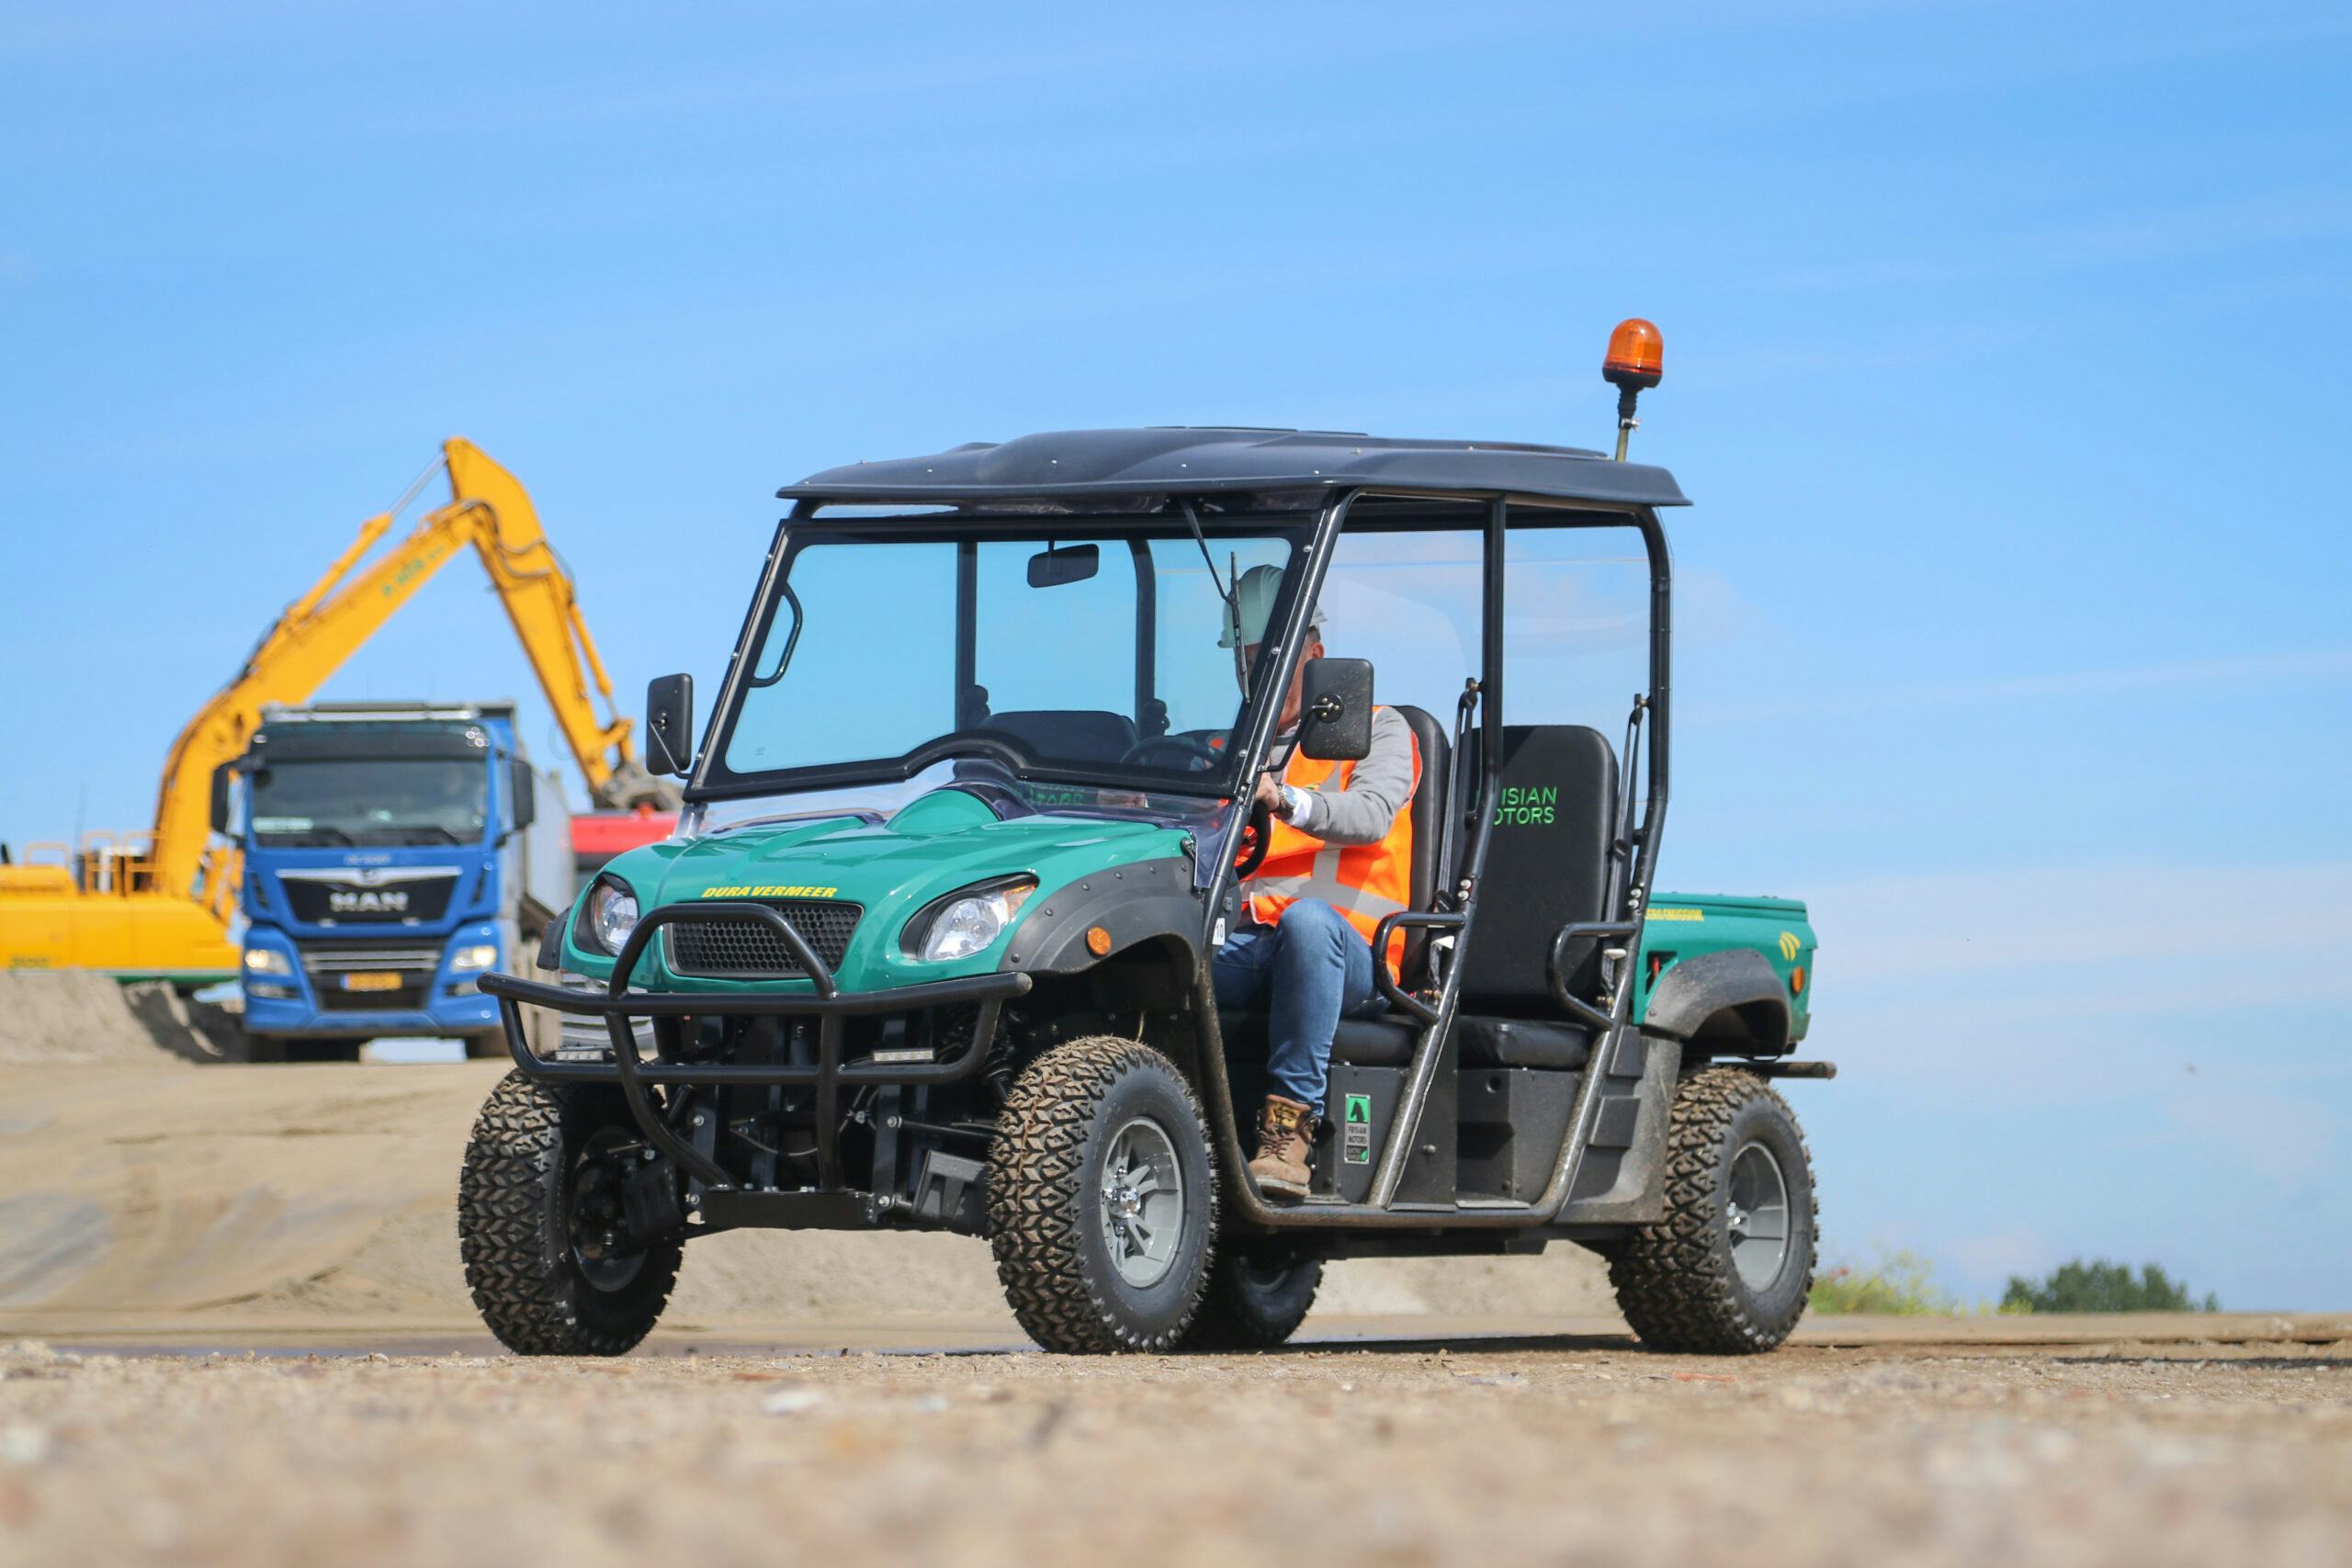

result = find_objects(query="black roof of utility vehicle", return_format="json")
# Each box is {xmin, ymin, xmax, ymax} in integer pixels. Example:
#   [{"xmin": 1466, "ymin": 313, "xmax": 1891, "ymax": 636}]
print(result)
[{"xmin": 780, "ymin": 427, "xmax": 1689, "ymax": 510}]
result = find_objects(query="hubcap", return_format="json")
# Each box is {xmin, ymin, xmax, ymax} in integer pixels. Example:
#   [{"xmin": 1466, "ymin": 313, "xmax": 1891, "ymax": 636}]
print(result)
[
  {"xmin": 1725, "ymin": 1140, "xmax": 1792, "ymax": 1292},
  {"xmin": 1099, "ymin": 1115, "xmax": 1186, "ymax": 1289},
  {"xmin": 569, "ymin": 1127, "xmax": 647, "ymax": 1292}
]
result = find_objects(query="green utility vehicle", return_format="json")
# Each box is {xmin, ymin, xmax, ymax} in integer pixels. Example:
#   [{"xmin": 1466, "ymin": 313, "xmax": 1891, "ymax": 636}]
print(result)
[{"xmin": 463, "ymin": 343, "xmax": 1830, "ymax": 1356}]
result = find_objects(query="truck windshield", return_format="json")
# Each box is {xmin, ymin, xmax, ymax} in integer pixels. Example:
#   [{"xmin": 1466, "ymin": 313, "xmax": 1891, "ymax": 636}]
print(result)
[
  {"xmin": 248, "ymin": 759, "xmax": 489, "ymax": 847},
  {"xmin": 707, "ymin": 522, "xmax": 1307, "ymax": 795}
]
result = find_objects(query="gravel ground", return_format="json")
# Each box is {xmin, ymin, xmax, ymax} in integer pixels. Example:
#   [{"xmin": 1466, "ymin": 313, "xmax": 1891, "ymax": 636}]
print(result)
[{"xmin": 2, "ymin": 1326, "xmax": 2346, "ymax": 1568}]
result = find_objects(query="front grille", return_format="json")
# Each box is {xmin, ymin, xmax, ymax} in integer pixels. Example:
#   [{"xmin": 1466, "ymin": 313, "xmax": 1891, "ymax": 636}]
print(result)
[
  {"xmin": 279, "ymin": 872, "xmax": 457, "ymax": 925},
  {"xmin": 665, "ymin": 900, "xmax": 864, "ymax": 978},
  {"xmin": 300, "ymin": 943, "xmax": 444, "ymax": 975},
  {"xmin": 300, "ymin": 942, "xmax": 442, "ymax": 1013}
]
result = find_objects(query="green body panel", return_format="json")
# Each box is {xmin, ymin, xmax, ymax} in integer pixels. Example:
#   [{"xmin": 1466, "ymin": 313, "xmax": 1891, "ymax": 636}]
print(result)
[
  {"xmin": 560, "ymin": 788, "xmax": 1813, "ymax": 1041},
  {"xmin": 1633, "ymin": 890, "xmax": 1816, "ymax": 1040},
  {"xmin": 561, "ymin": 789, "xmax": 1193, "ymax": 994}
]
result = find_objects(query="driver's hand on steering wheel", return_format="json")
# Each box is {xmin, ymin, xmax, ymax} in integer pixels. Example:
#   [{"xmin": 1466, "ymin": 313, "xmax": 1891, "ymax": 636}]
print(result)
[{"xmin": 1251, "ymin": 772, "xmax": 1284, "ymax": 816}]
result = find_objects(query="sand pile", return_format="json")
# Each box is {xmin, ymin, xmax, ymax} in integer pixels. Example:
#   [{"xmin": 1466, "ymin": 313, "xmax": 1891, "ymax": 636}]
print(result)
[
  {"xmin": 0, "ymin": 1057, "xmax": 1611, "ymax": 1335},
  {"xmin": 0, "ymin": 973, "xmax": 222, "ymax": 1066}
]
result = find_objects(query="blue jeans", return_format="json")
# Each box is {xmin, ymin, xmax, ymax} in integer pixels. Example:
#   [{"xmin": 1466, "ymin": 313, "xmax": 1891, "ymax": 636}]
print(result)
[{"xmin": 1212, "ymin": 898, "xmax": 1385, "ymax": 1116}]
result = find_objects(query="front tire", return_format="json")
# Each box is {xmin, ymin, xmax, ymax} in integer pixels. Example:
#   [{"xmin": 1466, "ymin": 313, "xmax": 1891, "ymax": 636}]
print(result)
[
  {"xmin": 988, "ymin": 1038, "xmax": 1218, "ymax": 1353},
  {"xmin": 1609, "ymin": 1066, "xmax": 1816, "ymax": 1354},
  {"xmin": 458, "ymin": 1071, "xmax": 682, "ymax": 1355},
  {"xmin": 1182, "ymin": 1241, "xmax": 1321, "ymax": 1350}
]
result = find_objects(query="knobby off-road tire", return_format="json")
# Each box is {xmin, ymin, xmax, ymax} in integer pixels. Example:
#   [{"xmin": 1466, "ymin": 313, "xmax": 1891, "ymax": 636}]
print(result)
[
  {"xmin": 1181, "ymin": 1243, "xmax": 1322, "ymax": 1351},
  {"xmin": 458, "ymin": 1071, "xmax": 682, "ymax": 1356},
  {"xmin": 988, "ymin": 1038, "xmax": 1218, "ymax": 1353},
  {"xmin": 1609, "ymin": 1066, "xmax": 1817, "ymax": 1354}
]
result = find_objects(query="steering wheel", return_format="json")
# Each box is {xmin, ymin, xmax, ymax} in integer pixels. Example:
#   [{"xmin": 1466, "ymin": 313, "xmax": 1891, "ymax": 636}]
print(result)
[
  {"xmin": 1229, "ymin": 796, "xmax": 1273, "ymax": 879},
  {"xmin": 1119, "ymin": 734, "xmax": 1223, "ymax": 770}
]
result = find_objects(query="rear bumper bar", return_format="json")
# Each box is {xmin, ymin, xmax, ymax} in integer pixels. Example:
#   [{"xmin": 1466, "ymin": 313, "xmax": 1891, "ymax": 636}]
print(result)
[{"xmin": 477, "ymin": 899, "xmax": 1028, "ymax": 1194}]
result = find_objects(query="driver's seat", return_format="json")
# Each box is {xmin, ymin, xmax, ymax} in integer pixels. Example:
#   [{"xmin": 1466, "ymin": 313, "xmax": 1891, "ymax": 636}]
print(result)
[
  {"xmin": 973, "ymin": 709, "xmax": 1137, "ymax": 762},
  {"xmin": 1216, "ymin": 702, "xmax": 1447, "ymax": 1070}
]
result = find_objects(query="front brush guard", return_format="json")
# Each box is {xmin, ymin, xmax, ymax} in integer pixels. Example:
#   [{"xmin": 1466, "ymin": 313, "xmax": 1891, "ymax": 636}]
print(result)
[{"xmin": 478, "ymin": 899, "xmax": 1029, "ymax": 1197}]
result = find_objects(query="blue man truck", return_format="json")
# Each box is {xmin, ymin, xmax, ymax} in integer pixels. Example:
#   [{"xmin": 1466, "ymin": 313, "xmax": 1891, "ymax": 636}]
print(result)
[{"xmin": 227, "ymin": 702, "xmax": 572, "ymax": 1061}]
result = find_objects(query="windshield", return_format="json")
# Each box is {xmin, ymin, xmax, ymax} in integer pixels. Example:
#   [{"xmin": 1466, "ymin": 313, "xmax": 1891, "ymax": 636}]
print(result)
[
  {"xmin": 247, "ymin": 758, "xmax": 490, "ymax": 847},
  {"xmin": 707, "ymin": 521, "xmax": 1306, "ymax": 794}
]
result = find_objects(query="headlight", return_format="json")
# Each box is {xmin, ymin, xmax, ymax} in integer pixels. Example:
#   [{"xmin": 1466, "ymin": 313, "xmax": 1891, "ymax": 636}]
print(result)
[
  {"xmin": 581, "ymin": 878, "xmax": 640, "ymax": 956},
  {"xmin": 449, "ymin": 942, "xmax": 499, "ymax": 972},
  {"xmin": 908, "ymin": 879, "xmax": 1035, "ymax": 964},
  {"xmin": 243, "ymin": 947, "xmax": 291, "ymax": 976}
]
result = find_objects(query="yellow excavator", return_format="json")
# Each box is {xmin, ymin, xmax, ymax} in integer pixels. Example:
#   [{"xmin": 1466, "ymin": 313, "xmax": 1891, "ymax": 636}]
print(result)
[{"xmin": 0, "ymin": 439, "xmax": 678, "ymax": 983}]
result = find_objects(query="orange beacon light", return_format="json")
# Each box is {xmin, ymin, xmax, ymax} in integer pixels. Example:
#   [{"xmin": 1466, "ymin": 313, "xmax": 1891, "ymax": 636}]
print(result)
[{"xmin": 1602, "ymin": 318, "xmax": 1663, "ymax": 460}]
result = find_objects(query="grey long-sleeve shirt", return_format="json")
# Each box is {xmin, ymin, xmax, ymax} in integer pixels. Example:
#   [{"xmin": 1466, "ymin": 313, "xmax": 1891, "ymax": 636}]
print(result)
[{"xmin": 1274, "ymin": 705, "xmax": 1417, "ymax": 846}]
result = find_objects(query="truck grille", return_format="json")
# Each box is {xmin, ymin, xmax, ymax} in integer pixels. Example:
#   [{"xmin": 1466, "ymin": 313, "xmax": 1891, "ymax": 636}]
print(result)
[
  {"xmin": 665, "ymin": 901, "xmax": 863, "ymax": 978},
  {"xmin": 300, "ymin": 942, "xmax": 442, "ymax": 1013},
  {"xmin": 277, "ymin": 869, "xmax": 458, "ymax": 925}
]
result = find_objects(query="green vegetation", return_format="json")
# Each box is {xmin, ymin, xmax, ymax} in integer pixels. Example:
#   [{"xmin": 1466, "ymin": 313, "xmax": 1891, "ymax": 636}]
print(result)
[
  {"xmin": 1808, "ymin": 1249, "xmax": 1966, "ymax": 1314},
  {"xmin": 1807, "ymin": 1251, "xmax": 2223, "ymax": 1317},
  {"xmin": 2001, "ymin": 1259, "xmax": 2219, "ymax": 1314}
]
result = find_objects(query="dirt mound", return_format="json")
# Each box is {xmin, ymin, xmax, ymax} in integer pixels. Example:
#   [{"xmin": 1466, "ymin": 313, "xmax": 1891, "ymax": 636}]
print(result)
[
  {"xmin": 0, "ymin": 973, "xmax": 208, "ymax": 1066},
  {"xmin": 0, "ymin": 1060, "xmax": 1610, "ymax": 1334}
]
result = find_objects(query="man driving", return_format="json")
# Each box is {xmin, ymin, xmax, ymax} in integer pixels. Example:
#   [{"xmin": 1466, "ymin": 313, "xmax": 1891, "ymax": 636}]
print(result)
[{"xmin": 1215, "ymin": 564, "xmax": 1420, "ymax": 1200}]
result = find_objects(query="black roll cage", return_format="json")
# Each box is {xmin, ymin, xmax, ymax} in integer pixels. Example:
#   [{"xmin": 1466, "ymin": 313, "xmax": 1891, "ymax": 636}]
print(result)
[{"xmin": 484, "ymin": 482, "xmax": 1676, "ymax": 1236}]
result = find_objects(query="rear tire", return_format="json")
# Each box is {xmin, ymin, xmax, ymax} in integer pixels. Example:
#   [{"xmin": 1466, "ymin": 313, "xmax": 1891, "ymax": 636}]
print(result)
[
  {"xmin": 988, "ymin": 1038, "xmax": 1217, "ymax": 1353},
  {"xmin": 458, "ymin": 1071, "xmax": 682, "ymax": 1356},
  {"xmin": 1182, "ymin": 1241, "xmax": 1321, "ymax": 1350},
  {"xmin": 1609, "ymin": 1066, "xmax": 1816, "ymax": 1354}
]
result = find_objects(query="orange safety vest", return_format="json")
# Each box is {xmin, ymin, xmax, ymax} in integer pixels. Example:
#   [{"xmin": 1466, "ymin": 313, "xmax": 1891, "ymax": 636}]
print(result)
[{"xmin": 1243, "ymin": 714, "xmax": 1420, "ymax": 979}]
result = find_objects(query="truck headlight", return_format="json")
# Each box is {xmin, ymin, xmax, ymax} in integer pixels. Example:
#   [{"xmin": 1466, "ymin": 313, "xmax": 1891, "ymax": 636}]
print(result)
[
  {"xmin": 450, "ymin": 942, "xmax": 499, "ymax": 972},
  {"xmin": 580, "ymin": 878, "xmax": 640, "ymax": 956},
  {"xmin": 243, "ymin": 948, "xmax": 292, "ymax": 976},
  {"xmin": 906, "ymin": 878, "xmax": 1035, "ymax": 964}
]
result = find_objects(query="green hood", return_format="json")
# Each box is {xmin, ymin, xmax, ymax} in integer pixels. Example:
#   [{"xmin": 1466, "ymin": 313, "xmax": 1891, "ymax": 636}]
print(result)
[{"xmin": 564, "ymin": 787, "xmax": 1190, "ymax": 993}]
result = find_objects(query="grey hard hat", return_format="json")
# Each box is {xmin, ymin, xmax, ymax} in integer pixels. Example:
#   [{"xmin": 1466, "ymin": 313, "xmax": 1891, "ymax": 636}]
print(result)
[{"xmin": 1218, "ymin": 563, "xmax": 1323, "ymax": 649}]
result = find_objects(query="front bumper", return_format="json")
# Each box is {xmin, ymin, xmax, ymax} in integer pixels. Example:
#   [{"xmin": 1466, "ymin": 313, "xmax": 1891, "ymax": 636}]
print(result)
[{"xmin": 477, "ymin": 899, "xmax": 1028, "ymax": 1208}]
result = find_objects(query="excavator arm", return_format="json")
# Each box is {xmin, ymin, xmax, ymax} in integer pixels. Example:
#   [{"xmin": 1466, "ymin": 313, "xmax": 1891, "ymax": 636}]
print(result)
[
  {"xmin": 141, "ymin": 440, "xmax": 675, "ymax": 909},
  {"xmin": 440, "ymin": 439, "xmax": 678, "ymax": 815}
]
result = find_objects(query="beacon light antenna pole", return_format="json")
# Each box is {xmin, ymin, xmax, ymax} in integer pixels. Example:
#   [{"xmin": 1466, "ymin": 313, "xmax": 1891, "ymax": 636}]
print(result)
[{"xmin": 1603, "ymin": 318, "xmax": 1664, "ymax": 461}]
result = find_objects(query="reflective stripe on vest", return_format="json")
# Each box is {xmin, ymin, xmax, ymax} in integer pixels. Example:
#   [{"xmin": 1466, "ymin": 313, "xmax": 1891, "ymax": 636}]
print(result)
[{"xmin": 1244, "ymin": 714, "xmax": 1420, "ymax": 979}]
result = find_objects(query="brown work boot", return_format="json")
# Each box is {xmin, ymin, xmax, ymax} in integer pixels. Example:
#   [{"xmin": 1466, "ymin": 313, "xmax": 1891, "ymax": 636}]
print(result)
[{"xmin": 1249, "ymin": 1095, "xmax": 1318, "ymax": 1201}]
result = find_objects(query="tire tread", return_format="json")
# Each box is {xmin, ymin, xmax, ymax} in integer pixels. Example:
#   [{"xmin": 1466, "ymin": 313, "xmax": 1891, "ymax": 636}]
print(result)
[
  {"xmin": 987, "ymin": 1038, "xmax": 1217, "ymax": 1354},
  {"xmin": 1608, "ymin": 1066, "xmax": 1816, "ymax": 1355},
  {"xmin": 457, "ymin": 1071, "xmax": 679, "ymax": 1356}
]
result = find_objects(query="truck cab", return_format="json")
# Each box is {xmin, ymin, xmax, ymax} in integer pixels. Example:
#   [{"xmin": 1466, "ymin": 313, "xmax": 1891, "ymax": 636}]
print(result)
[{"xmin": 224, "ymin": 702, "xmax": 570, "ymax": 1060}]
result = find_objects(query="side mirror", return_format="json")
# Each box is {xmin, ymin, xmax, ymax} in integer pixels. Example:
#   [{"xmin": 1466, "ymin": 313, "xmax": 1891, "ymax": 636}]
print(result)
[
  {"xmin": 646, "ymin": 672, "xmax": 695, "ymax": 776},
  {"xmin": 1297, "ymin": 658, "xmax": 1374, "ymax": 761},
  {"xmin": 1026, "ymin": 542, "xmax": 1100, "ymax": 588},
  {"xmin": 508, "ymin": 759, "xmax": 537, "ymax": 832},
  {"xmin": 209, "ymin": 763, "xmax": 234, "ymax": 834}
]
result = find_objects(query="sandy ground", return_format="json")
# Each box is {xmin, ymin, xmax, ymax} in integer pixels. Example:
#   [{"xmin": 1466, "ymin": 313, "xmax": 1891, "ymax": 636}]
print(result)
[
  {"xmin": 3, "ymin": 990, "xmax": 2345, "ymax": 1565},
  {"xmin": 0, "ymin": 1059, "xmax": 1618, "ymax": 1336},
  {"xmin": 0, "ymin": 1321, "xmax": 2345, "ymax": 1568}
]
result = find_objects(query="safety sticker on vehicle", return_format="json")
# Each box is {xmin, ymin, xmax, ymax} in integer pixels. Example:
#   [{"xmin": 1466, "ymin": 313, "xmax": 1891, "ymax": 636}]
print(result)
[{"xmin": 1342, "ymin": 1093, "xmax": 1373, "ymax": 1165}]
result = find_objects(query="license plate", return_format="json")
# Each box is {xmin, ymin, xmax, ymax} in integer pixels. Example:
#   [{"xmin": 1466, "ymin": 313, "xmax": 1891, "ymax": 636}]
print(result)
[{"xmin": 341, "ymin": 972, "xmax": 403, "ymax": 992}]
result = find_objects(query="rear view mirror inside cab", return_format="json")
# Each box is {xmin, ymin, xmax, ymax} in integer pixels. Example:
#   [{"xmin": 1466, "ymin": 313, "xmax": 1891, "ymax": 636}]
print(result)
[{"xmin": 1026, "ymin": 543, "xmax": 1101, "ymax": 588}]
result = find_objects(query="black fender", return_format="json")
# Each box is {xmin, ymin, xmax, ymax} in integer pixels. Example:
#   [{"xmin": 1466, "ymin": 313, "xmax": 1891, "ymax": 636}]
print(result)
[
  {"xmin": 1001, "ymin": 858, "xmax": 1204, "ymax": 976},
  {"xmin": 1640, "ymin": 947, "xmax": 1792, "ymax": 1055}
]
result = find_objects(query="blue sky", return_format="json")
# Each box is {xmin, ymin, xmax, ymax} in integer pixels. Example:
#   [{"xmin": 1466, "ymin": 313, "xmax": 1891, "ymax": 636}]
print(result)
[{"xmin": 4, "ymin": 2, "xmax": 2347, "ymax": 1306}]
